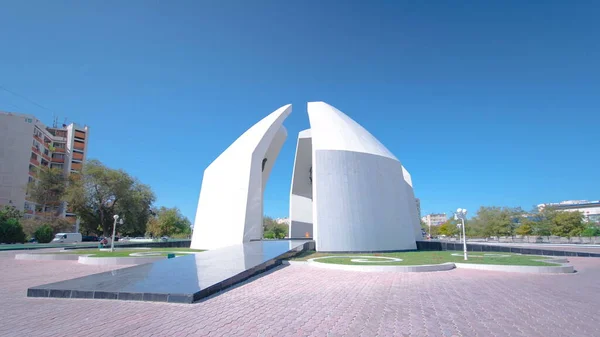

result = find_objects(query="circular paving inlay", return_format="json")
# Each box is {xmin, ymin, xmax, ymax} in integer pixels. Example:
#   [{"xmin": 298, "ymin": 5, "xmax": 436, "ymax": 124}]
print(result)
[{"xmin": 451, "ymin": 253, "xmax": 511, "ymax": 258}]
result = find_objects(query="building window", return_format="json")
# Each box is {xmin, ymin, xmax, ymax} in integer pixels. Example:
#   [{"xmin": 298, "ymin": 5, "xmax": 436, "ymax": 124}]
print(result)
[
  {"xmin": 44, "ymin": 149, "xmax": 49, "ymax": 155},
  {"xmin": 31, "ymin": 153, "xmax": 38, "ymax": 160}
]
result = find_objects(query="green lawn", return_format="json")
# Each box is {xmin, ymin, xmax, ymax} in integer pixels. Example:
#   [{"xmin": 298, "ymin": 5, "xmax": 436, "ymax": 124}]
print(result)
[
  {"xmin": 290, "ymin": 251, "xmax": 559, "ymax": 266},
  {"xmin": 54, "ymin": 247, "xmax": 204, "ymax": 258}
]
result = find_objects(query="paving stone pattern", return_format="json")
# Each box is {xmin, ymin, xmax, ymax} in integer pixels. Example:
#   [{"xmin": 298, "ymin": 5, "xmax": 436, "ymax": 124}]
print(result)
[{"xmin": 1, "ymin": 250, "xmax": 599, "ymax": 337}]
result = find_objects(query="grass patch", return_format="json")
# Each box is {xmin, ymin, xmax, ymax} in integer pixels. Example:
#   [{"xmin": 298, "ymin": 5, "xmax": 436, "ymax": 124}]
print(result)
[
  {"xmin": 53, "ymin": 247, "xmax": 204, "ymax": 258},
  {"xmin": 289, "ymin": 251, "xmax": 559, "ymax": 266}
]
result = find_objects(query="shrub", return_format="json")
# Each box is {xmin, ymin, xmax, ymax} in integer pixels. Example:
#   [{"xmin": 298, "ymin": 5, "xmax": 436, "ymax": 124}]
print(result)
[
  {"xmin": 34, "ymin": 225, "xmax": 54, "ymax": 243},
  {"xmin": 581, "ymin": 226, "xmax": 600, "ymax": 237},
  {"xmin": 0, "ymin": 218, "xmax": 26, "ymax": 243}
]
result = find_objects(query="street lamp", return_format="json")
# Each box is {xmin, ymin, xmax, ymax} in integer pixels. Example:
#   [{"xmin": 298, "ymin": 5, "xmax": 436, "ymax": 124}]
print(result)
[
  {"xmin": 455, "ymin": 208, "xmax": 468, "ymax": 260},
  {"xmin": 110, "ymin": 215, "xmax": 124, "ymax": 252}
]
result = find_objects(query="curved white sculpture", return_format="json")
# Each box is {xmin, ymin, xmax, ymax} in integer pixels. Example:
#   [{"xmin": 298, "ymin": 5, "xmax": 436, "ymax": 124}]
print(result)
[
  {"xmin": 289, "ymin": 102, "xmax": 419, "ymax": 251},
  {"xmin": 191, "ymin": 104, "xmax": 291, "ymax": 250}
]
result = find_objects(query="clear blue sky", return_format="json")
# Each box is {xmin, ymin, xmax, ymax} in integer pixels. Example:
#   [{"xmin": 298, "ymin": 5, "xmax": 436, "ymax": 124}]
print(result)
[{"xmin": 1, "ymin": 1, "xmax": 598, "ymax": 221}]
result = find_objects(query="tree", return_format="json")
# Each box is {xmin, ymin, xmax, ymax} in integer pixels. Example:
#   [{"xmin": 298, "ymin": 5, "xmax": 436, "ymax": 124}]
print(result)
[
  {"xmin": 34, "ymin": 224, "xmax": 54, "ymax": 243},
  {"xmin": 146, "ymin": 207, "xmax": 191, "ymax": 237},
  {"xmin": 26, "ymin": 167, "xmax": 67, "ymax": 217},
  {"xmin": 438, "ymin": 220, "xmax": 458, "ymax": 236},
  {"xmin": 581, "ymin": 225, "xmax": 600, "ymax": 237},
  {"xmin": 515, "ymin": 223, "xmax": 533, "ymax": 236},
  {"xmin": 263, "ymin": 216, "xmax": 288, "ymax": 239},
  {"xmin": 64, "ymin": 160, "xmax": 156, "ymax": 236},
  {"xmin": 471, "ymin": 206, "xmax": 521, "ymax": 238},
  {"xmin": 551, "ymin": 211, "xmax": 585, "ymax": 238},
  {"xmin": 21, "ymin": 217, "xmax": 72, "ymax": 238},
  {"xmin": 0, "ymin": 206, "xmax": 26, "ymax": 244}
]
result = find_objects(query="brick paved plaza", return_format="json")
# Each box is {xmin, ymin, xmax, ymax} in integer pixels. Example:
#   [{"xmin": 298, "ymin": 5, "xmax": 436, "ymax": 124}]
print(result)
[{"xmin": 1, "ymin": 250, "xmax": 599, "ymax": 337}]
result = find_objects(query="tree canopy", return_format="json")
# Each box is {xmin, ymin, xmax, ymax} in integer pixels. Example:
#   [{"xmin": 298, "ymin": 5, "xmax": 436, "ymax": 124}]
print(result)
[
  {"xmin": 26, "ymin": 167, "xmax": 66, "ymax": 216},
  {"xmin": 146, "ymin": 206, "xmax": 192, "ymax": 237},
  {"xmin": 65, "ymin": 159, "xmax": 155, "ymax": 236},
  {"xmin": 263, "ymin": 216, "xmax": 288, "ymax": 239}
]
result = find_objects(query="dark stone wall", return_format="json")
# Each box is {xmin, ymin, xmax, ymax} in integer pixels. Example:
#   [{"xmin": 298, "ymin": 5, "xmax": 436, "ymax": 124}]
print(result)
[{"xmin": 416, "ymin": 240, "xmax": 600, "ymax": 257}]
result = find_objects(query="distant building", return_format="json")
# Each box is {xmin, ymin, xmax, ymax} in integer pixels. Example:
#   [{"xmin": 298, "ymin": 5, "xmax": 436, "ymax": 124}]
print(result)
[
  {"xmin": 275, "ymin": 217, "xmax": 290, "ymax": 225},
  {"xmin": 421, "ymin": 213, "xmax": 447, "ymax": 227},
  {"xmin": 538, "ymin": 200, "xmax": 600, "ymax": 223},
  {"xmin": 0, "ymin": 111, "xmax": 89, "ymax": 223}
]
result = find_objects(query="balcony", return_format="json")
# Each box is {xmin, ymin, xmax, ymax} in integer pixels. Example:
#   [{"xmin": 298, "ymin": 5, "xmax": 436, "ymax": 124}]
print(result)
[
  {"xmin": 71, "ymin": 162, "xmax": 83, "ymax": 171},
  {"xmin": 33, "ymin": 135, "xmax": 43, "ymax": 143},
  {"xmin": 75, "ymin": 131, "xmax": 86, "ymax": 140},
  {"xmin": 31, "ymin": 146, "xmax": 41, "ymax": 155},
  {"xmin": 29, "ymin": 171, "xmax": 37, "ymax": 178},
  {"xmin": 54, "ymin": 147, "xmax": 65, "ymax": 153},
  {"xmin": 42, "ymin": 154, "xmax": 51, "ymax": 161},
  {"xmin": 74, "ymin": 142, "xmax": 85, "ymax": 150},
  {"xmin": 52, "ymin": 157, "xmax": 65, "ymax": 163},
  {"xmin": 30, "ymin": 158, "xmax": 40, "ymax": 166},
  {"xmin": 72, "ymin": 152, "xmax": 84, "ymax": 160}
]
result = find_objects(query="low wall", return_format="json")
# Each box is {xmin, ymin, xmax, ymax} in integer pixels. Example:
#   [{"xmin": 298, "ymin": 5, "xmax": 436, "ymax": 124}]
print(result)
[
  {"xmin": 63, "ymin": 240, "xmax": 191, "ymax": 251},
  {"xmin": 417, "ymin": 241, "xmax": 600, "ymax": 257},
  {"xmin": 444, "ymin": 236, "xmax": 600, "ymax": 244}
]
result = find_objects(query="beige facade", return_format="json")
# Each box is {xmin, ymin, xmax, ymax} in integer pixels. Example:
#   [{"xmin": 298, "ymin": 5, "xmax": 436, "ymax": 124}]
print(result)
[
  {"xmin": 421, "ymin": 213, "xmax": 448, "ymax": 227},
  {"xmin": 0, "ymin": 111, "xmax": 89, "ymax": 222}
]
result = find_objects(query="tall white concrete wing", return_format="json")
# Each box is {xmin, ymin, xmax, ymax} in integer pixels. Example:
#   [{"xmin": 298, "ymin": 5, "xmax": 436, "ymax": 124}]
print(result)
[
  {"xmin": 402, "ymin": 166, "xmax": 423, "ymax": 241},
  {"xmin": 307, "ymin": 102, "xmax": 417, "ymax": 252},
  {"xmin": 289, "ymin": 129, "xmax": 313, "ymax": 238},
  {"xmin": 191, "ymin": 104, "xmax": 291, "ymax": 250}
]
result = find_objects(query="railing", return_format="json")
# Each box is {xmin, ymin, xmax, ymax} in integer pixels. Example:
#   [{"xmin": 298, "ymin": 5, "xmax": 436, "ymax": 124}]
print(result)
[
  {"xmin": 54, "ymin": 147, "xmax": 65, "ymax": 153},
  {"xmin": 75, "ymin": 131, "xmax": 86, "ymax": 139},
  {"xmin": 71, "ymin": 162, "xmax": 83, "ymax": 170},
  {"xmin": 31, "ymin": 146, "xmax": 41, "ymax": 155},
  {"xmin": 51, "ymin": 157, "xmax": 65, "ymax": 163},
  {"xmin": 74, "ymin": 142, "xmax": 85, "ymax": 150},
  {"xmin": 30, "ymin": 158, "xmax": 40, "ymax": 166},
  {"xmin": 72, "ymin": 152, "xmax": 84, "ymax": 160}
]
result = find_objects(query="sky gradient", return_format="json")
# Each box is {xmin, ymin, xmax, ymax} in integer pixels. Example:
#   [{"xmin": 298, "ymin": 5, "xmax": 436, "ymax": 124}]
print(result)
[{"xmin": 1, "ymin": 1, "xmax": 598, "ymax": 221}]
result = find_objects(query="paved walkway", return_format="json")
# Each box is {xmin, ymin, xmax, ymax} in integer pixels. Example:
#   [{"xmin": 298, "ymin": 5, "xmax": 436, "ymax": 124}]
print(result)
[{"xmin": 1, "ymin": 251, "xmax": 599, "ymax": 337}]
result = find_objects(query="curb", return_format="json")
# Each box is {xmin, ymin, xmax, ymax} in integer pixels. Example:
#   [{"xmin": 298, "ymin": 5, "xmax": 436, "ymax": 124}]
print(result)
[
  {"xmin": 306, "ymin": 258, "xmax": 456, "ymax": 272},
  {"xmin": 454, "ymin": 257, "xmax": 574, "ymax": 274},
  {"xmin": 299, "ymin": 256, "xmax": 575, "ymax": 274},
  {"xmin": 77, "ymin": 256, "xmax": 164, "ymax": 265},
  {"xmin": 14, "ymin": 253, "xmax": 165, "ymax": 265},
  {"xmin": 15, "ymin": 253, "xmax": 79, "ymax": 261}
]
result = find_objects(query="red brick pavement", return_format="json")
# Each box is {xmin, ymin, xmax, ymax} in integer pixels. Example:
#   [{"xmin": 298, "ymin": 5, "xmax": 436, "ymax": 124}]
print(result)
[{"xmin": 1, "ymin": 251, "xmax": 599, "ymax": 337}]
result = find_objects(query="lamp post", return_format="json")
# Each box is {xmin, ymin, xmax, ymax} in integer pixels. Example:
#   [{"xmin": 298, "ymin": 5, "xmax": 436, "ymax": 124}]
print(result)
[
  {"xmin": 428, "ymin": 221, "xmax": 431, "ymax": 240},
  {"xmin": 455, "ymin": 208, "xmax": 468, "ymax": 260},
  {"xmin": 110, "ymin": 215, "xmax": 124, "ymax": 252}
]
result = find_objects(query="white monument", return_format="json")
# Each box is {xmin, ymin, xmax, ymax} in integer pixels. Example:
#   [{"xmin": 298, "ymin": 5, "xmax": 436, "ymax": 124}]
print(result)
[{"xmin": 191, "ymin": 102, "xmax": 420, "ymax": 252}]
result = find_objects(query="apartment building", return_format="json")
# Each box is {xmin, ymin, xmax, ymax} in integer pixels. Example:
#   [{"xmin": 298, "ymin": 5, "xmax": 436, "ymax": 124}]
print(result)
[
  {"xmin": 421, "ymin": 213, "xmax": 448, "ymax": 227},
  {"xmin": 538, "ymin": 200, "xmax": 600, "ymax": 223},
  {"xmin": 0, "ymin": 111, "xmax": 89, "ymax": 223}
]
